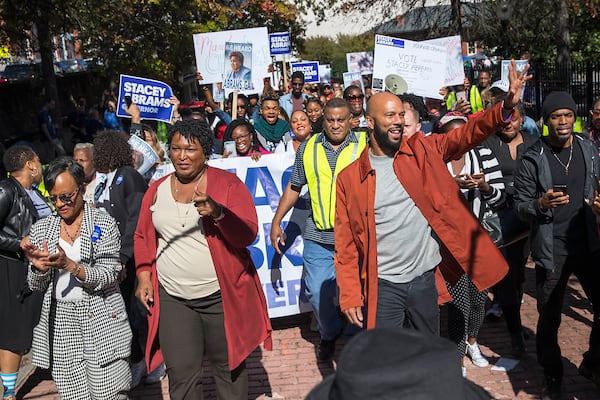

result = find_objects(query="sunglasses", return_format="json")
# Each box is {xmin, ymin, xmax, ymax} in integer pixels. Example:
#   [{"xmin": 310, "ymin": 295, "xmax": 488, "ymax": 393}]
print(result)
[
  {"xmin": 48, "ymin": 188, "xmax": 80, "ymax": 205},
  {"xmin": 346, "ymin": 94, "xmax": 365, "ymax": 101}
]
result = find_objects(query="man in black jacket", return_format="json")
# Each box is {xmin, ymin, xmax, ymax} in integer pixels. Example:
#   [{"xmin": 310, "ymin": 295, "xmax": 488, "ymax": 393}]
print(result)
[{"xmin": 514, "ymin": 91, "xmax": 600, "ymax": 399}]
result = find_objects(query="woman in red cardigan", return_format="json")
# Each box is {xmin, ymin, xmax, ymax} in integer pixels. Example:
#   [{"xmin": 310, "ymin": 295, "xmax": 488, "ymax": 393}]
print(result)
[{"xmin": 134, "ymin": 119, "xmax": 272, "ymax": 400}]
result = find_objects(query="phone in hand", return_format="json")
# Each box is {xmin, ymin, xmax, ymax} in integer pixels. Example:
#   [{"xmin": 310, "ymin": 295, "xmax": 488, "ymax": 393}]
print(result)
[
  {"xmin": 553, "ymin": 184, "xmax": 567, "ymax": 195},
  {"xmin": 124, "ymin": 95, "xmax": 132, "ymax": 107},
  {"xmin": 456, "ymin": 90, "xmax": 467, "ymax": 103},
  {"xmin": 223, "ymin": 141, "xmax": 237, "ymax": 157}
]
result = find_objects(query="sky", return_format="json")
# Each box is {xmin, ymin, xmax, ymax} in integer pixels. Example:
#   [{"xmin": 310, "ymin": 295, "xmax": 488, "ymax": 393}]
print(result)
[{"xmin": 303, "ymin": 9, "xmax": 373, "ymax": 38}]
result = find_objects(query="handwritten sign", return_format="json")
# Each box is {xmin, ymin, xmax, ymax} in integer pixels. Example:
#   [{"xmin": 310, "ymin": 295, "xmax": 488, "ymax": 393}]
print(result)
[
  {"xmin": 422, "ymin": 35, "xmax": 464, "ymax": 86},
  {"xmin": 372, "ymin": 34, "xmax": 447, "ymax": 99},
  {"xmin": 193, "ymin": 27, "xmax": 270, "ymax": 95}
]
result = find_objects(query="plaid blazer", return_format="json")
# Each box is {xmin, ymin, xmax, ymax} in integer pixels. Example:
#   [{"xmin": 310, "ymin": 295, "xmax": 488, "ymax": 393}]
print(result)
[{"xmin": 27, "ymin": 203, "xmax": 132, "ymax": 368}]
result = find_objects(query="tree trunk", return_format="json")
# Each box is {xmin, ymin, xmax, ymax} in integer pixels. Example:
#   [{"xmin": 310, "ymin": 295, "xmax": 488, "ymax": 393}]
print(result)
[
  {"xmin": 450, "ymin": 0, "xmax": 463, "ymax": 37},
  {"xmin": 555, "ymin": 0, "xmax": 571, "ymax": 86},
  {"xmin": 34, "ymin": 1, "xmax": 61, "ymax": 116}
]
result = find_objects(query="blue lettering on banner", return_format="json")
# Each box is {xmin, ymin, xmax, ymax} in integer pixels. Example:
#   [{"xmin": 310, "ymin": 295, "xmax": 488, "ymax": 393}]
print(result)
[
  {"xmin": 245, "ymin": 166, "xmax": 281, "ymax": 211},
  {"xmin": 376, "ymin": 35, "xmax": 405, "ymax": 48},
  {"xmin": 263, "ymin": 279, "xmax": 305, "ymax": 308},
  {"xmin": 263, "ymin": 222, "xmax": 303, "ymax": 269}
]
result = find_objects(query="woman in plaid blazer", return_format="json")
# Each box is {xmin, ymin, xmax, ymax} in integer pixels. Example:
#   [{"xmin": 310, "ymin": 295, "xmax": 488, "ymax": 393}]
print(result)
[{"xmin": 22, "ymin": 157, "xmax": 132, "ymax": 400}]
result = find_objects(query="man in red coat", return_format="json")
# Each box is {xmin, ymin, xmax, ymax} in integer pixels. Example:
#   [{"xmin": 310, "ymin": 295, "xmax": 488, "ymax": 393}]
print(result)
[{"xmin": 334, "ymin": 61, "xmax": 530, "ymax": 332}]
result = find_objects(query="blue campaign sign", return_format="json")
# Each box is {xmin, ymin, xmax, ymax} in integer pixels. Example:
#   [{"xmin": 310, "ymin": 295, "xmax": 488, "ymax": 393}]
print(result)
[
  {"xmin": 269, "ymin": 32, "xmax": 291, "ymax": 56},
  {"xmin": 291, "ymin": 61, "xmax": 319, "ymax": 83},
  {"xmin": 117, "ymin": 75, "xmax": 174, "ymax": 123}
]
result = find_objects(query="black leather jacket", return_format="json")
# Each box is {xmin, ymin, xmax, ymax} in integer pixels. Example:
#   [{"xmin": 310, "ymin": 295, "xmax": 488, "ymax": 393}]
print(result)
[{"xmin": 0, "ymin": 177, "xmax": 41, "ymax": 260}]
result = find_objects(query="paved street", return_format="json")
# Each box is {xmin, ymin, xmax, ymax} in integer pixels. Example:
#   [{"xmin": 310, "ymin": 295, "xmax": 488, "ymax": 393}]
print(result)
[{"xmin": 15, "ymin": 265, "xmax": 600, "ymax": 399}]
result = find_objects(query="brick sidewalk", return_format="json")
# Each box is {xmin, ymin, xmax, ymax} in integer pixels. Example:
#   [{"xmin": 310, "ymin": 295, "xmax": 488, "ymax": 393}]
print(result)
[{"xmin": 16, "ymin": 266, "xmax": 600, "ymax": 399}]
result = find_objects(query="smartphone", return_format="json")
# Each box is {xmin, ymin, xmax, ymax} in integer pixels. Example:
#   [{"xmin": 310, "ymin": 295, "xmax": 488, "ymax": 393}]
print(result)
[
  {"xmin": 124, "ymin": 95, "xmax": 132, "ymax": 107},
  {"xmin": 553, "ymin": 184, "xmax": 567, "ymax": 195},
  {"xmin": 223, "ymin": 141, "xmax": 237, "ymax": 157},
  {"xmin": 456, "ymin": 90, "xmax": 467, "ymax": 103}
]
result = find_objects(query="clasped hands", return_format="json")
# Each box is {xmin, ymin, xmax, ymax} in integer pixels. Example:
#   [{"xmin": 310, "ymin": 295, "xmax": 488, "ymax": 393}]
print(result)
[{"xmin": 21, "ymin": 238, "xmax": 76, "ymax": 273}]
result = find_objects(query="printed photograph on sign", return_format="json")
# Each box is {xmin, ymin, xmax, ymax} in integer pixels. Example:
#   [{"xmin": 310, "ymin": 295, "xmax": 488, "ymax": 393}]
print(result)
[
  {"xmin": 223, "ymin": 42, "xmax": 253, "ymax": 90},
  {"xmin": 213, "ymin": 82, "xmax": 225, "ymax": 103},
  {"xmin": 346, "ymin": 51, "xmax": 374, "ymax": 75},
  {"xmin": 319, "ymin": 64, "xmax": 331, "ymax": 84}
]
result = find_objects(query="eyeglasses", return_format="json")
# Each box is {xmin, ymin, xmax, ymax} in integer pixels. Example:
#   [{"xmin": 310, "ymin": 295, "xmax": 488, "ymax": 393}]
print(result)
[
  {"xmin": 232, "ymin": 133, "xmax": 252, "ymax": 142},
  {"xmin": 591, "ymin": 109, "xmax": 600, "ymax": 117},
  {"xmin": 48, "ymin": 188, "xmax": 80, "ymax": 205},
  {"xmin": 346, "ymin": 94, "xmax": 365, "ymax": 101}
]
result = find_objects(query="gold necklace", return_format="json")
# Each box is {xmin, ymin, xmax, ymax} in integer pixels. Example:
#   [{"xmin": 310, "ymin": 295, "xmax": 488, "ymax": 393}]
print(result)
[
  {"xmin": 61, "ymin": 220, "xmax": 81, "ymax": 243},
  {"xmin": 550, "ymin": 143, "xmax": 573, "ymax": 175},
  {"xmin": 173, "ymin": 169, "xmax": 205, "ymax": 227}
]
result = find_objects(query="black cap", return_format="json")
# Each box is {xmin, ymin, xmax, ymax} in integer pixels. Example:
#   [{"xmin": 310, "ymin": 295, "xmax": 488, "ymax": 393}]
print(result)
[{"xmin": 542, "ymin": 91, "xmax": 577, "ymax": 121}]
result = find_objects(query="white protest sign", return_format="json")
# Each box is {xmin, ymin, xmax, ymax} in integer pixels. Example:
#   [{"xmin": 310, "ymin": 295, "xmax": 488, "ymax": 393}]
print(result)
[
  {"xmin": 128, "ymin": 134, "xmax": 159, "ymax": 176},
  {"xmin": 422, "ymin": 35, "xmax": 465, "ymax": 87},
  {"xmin": 208, "ymin": 153, "xmax": 312, "ymax": 318},
  {"xmin": 372, "ymin": 35, "xmax": 447, "ymax": 99},
  {"xmin": 343, "ymin": 71, "xmax": 365, "ymax": 93},
  {"xmin": 193, "ymin": 27, "xmax": 270, "ymax": 95}
]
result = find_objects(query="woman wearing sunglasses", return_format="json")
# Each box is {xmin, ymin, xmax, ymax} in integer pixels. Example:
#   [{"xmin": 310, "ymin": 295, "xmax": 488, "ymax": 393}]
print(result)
[
  {"xmin": 0, "ymin": 145, "xmax": 48, "ymax": 400},
  {"xmin": 22, "ymin": 157, "xmax": 132, "ymax": 399}
]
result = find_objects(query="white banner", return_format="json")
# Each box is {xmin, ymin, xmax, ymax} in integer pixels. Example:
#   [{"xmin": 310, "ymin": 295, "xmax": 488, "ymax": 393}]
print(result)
[
  {"xmin": 372, "ymin": 35, "xmax": 447, "ymax": 99},
  {"xmin": 192, "ymin": 27, "xmax": 270, "ymax": 95},
  {"xmin": 208, "ymin": 153, "xmax": 312, "ymax": 318},
  {"xmin": 422, "ymin": 35, "xmax": 465, "ymax": 87}
]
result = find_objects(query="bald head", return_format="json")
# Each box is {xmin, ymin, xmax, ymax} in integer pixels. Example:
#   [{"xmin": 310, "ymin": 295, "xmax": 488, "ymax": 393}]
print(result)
[
  {"xmin": 366, "ymin": 92, "xmax": 404, "ymax": 117},
  {"xmin": 365, "ymin": 92, "xmax": 405, "ymax": 156}
]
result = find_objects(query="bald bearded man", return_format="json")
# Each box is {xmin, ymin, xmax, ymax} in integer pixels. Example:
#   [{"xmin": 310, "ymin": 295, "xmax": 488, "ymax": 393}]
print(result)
[{"xmin": 334, "ymin": 61, "xmax": 531, "ymax": 333}]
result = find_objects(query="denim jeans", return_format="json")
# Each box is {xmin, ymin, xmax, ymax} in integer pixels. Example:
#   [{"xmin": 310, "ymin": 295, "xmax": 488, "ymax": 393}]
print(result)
[
  {"xmin": 375, "ymin": 269, "xmax": 440, "ymax": 336},
  {"xmin": 303, "ymin": 239, "xmax": 342, "ymax": 341}
]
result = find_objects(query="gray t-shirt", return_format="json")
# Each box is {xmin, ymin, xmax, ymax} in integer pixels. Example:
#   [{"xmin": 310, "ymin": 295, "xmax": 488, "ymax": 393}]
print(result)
[{"xmin": 369, "ymin": 151, "xmax": 441, "ymax": 283}]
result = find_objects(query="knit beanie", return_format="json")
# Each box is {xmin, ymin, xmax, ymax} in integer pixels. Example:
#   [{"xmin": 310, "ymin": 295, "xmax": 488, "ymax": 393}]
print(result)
[{"xmin": 542, "ymin": 91, "xmax": 577, "ymax": 121}]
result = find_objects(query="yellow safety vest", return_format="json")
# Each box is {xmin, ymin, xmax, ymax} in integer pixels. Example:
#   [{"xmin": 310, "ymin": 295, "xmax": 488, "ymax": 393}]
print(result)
[
  {"xmin": 542, "ymin": 116, "xmax": 583, "ymax": 136},
  {"xmin": 303, "ymin": 132, "xmax": 367, "ymax": 230},
  {"xmin": 470, "ymin": 85, "xmax": 484, "ymax": 113}
]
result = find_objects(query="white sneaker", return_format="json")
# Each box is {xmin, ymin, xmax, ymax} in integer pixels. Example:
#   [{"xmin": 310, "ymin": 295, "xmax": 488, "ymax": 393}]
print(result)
[
  {"xmin": 145, "ymin": 362, "xmax": 166, "ymax": 384},
  {"xmin": 466, "ymin": 341, "xmax": 489, "ymax": 367},
  {"xmin": 130, "ymin": 359, "xmax": 147, "ymax": 389}
]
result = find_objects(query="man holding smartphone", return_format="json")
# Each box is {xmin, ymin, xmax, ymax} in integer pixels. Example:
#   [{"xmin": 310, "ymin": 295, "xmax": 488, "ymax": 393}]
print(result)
[{"xmin": 514, "ymin": 91, "xmax": 600, "ymax": 399}]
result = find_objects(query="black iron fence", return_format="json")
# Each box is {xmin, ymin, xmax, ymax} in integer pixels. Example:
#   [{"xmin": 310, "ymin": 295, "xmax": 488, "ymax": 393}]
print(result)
[{"xmin": 469, "ymin": 61, "xmax": 600, "ymax": 126}]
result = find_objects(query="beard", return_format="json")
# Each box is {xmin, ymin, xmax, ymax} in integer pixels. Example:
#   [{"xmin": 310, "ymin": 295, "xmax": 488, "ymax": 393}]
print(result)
[{"xmin": 373, "ymin": 123, "xmax": 402, "ymax": 153}]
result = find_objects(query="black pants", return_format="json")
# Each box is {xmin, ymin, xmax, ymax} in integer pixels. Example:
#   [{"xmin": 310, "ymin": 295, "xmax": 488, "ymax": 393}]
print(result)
[
  {"xmin": 495, "ymin": 238, "xmax": 529, "ymax": 334},
  {"xmin": 158, "ymin": 286, "xmax": 247, "ymax": 400},
  {"xmin": 535, "ymin": 251, "xmax": 600, "ymax": 378}
]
